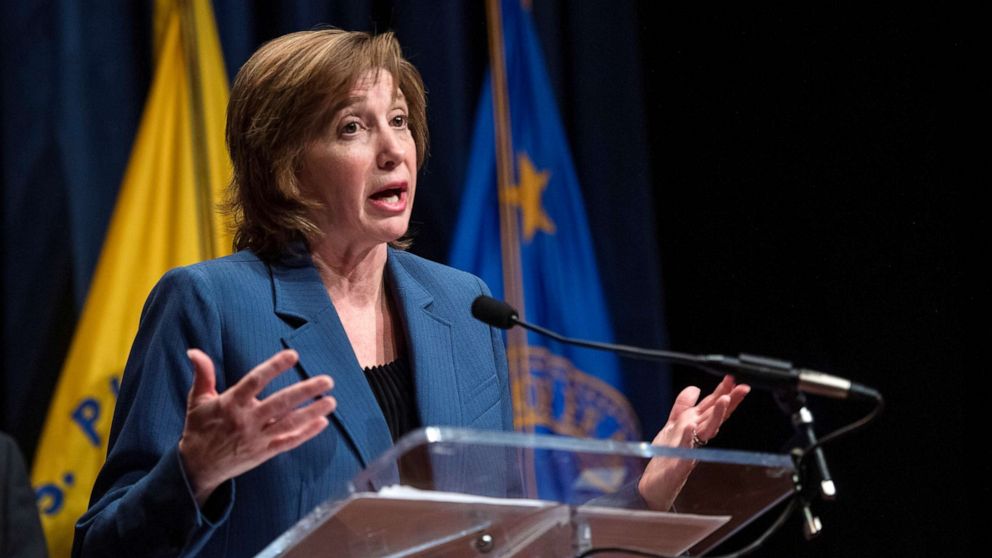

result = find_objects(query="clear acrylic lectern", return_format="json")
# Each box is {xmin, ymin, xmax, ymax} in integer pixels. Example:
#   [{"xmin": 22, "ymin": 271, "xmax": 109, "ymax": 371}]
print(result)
[{"xmin": 257, "ymin": 427, "xmax": 795, "ymax": 557}]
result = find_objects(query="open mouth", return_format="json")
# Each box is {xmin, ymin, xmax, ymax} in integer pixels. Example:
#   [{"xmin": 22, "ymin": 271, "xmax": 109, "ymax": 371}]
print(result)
[
  {"xmin": 369, "ymin": 187, "xmax": 404, "ymax": 204},
  {"xmin": 368, "ymin": 182, "xmax": 409, "ymax": 211}
]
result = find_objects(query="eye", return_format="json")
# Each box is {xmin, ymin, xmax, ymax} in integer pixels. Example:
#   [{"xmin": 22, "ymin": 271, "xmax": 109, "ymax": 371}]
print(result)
[
  {"xmin": 390, "ymin": 114, "xmax": 409, "ymax": 128},
  {"xmin": 339, "ymin": 120, "xmax": 362, "ymax": 136}
]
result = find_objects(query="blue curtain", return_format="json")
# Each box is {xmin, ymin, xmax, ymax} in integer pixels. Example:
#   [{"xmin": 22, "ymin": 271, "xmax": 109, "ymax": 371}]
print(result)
[{"xmin": 1, "ymin": 0, "xmax": 669, "ymax": 460}]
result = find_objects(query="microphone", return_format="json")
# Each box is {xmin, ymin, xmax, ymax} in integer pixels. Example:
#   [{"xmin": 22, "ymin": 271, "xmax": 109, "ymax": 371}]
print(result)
[
  {"xmin": 471, "ymin": 296, "xmax": 518, "ymax": 330},
  {"xmin": 471, "ymin": 295, "xmax": 880, "ymax": 401}
]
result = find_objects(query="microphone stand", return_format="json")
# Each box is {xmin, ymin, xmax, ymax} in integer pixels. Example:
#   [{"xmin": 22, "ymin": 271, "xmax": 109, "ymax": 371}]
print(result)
[{"xmin": 775, "ymin": 389, "xmax": 834, "ymax": 539}]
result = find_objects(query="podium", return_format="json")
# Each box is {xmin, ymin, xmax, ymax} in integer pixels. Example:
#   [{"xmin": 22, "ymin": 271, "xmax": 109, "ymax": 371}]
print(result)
[{"xmin": 256, "ymin": 427, "xmax": 795, "ymax": 557}]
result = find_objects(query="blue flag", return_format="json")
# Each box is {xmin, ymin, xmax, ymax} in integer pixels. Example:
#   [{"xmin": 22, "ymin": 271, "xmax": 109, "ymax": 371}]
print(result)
[{"xmin": 449, "ymin": 0, "xmax": 640, "ymax": 445}]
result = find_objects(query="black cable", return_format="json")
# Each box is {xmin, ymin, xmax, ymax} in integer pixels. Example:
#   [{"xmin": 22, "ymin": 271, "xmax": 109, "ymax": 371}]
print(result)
[
  {"xmin": 795, "ymin": 391, "xmax": 885, "ymax": 467},
  {"xmin": 701, "ymin": 497, "xmax": 799, "ymax": 558}
]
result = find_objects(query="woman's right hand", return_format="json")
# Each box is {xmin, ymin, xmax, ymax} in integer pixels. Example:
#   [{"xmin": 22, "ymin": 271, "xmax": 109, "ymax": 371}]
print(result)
[{"xmin": 178, "ymin": 348, "xmax": 336, "ymax": 506}]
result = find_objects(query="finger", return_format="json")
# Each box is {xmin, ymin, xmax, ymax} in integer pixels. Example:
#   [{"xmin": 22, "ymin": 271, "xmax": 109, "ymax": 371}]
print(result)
[
  {"xmin": 264, "ymin": 396, "xmax": 337, "ymax": 436},
  {"xmin": 256, "ymin": 375, "xmax": 334, "ymax": 423},
  {"xmin": 696, "ymin": 394, "xmax": 730, "ymax": 441},
  {"xmin": 186, "ymin": 349, "xmax": 217, "ymax": 406},
  {"xmin": 668, "ymin": 386, "xmax": 701, "ymax": 422},
  {"xmin": 726, "ymin": 384, "xmax": 751, "ymax": 417},
  {"xmin": 230, "ymin": 349, "xmax": 300, "ymax": 403},
  {"xmin": 695, "ymin": 375, "xmax": 735, "ymax": 414},
  {"xmin": 267, "ymin": 415, "xmax": 330, "ymax": 455}
]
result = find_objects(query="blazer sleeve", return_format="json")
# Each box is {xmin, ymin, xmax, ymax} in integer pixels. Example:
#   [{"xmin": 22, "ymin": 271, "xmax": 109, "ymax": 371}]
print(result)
[{"xmin": 73, "ymin": 266, "xmax": 235, "ymax": 557}]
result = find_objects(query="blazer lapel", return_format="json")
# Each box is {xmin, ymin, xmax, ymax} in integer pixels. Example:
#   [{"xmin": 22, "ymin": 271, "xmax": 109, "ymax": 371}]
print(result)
[
  {"xmin": 387, "ymin": 252, "xmax": 462, "ymax": 429},
  {"xmin": 271, "ymin": 251, "xmax": 393, "ymax": 468}
]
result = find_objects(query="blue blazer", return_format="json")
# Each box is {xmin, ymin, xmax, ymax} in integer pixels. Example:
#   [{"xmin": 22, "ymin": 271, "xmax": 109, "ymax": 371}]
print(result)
[{"xmin": 74, "ymin": 247, "xmax": 512, "ymax": 557}]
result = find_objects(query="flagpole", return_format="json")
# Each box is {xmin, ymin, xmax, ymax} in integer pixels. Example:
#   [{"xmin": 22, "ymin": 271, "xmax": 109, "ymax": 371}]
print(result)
[
  {"xmin": 485, "ymin": 0, "xmax": 533, "ymax": 433},
  {"xmin": 180, "ymin": 0, "xmax": 216, "ymax": 260}
]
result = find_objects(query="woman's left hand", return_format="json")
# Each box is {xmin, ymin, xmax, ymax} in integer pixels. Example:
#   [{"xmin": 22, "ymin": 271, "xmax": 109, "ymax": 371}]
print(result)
[{"xmin": 637, "ymin": 375, "xmax": 750, "ymax": 510}]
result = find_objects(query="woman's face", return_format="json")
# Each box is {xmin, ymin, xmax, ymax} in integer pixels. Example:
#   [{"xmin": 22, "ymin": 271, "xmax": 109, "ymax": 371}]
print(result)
[{"xmin": 298, "ymin": 70, "xmax": 417, "ymax": 251}]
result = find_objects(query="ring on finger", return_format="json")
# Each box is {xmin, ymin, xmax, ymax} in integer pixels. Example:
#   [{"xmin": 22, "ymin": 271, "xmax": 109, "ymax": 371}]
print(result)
[{"xmin": 691, "ymin": 430, "xmax": 707, "ymax": 448}]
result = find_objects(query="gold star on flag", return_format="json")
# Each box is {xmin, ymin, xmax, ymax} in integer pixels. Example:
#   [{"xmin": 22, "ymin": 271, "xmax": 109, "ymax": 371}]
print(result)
[{"xmin": 501, "ymin": 153, "xmax": 556, "ymax": 242}]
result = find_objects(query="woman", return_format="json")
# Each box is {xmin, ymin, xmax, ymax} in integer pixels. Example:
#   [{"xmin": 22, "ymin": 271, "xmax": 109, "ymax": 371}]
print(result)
[{"xmin": 74, "ymin": 29, "xmax": 747, "ymax": 557}]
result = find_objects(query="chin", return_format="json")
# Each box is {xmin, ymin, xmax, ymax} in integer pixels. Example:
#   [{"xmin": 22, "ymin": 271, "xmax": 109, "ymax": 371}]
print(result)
[
  {"xmin": 373, "ymin": 224, "xmax": 411, "ymax": 246},
  {"xmin": 383, "ymin": 231, "xmax": 410, "ymax": 246}
]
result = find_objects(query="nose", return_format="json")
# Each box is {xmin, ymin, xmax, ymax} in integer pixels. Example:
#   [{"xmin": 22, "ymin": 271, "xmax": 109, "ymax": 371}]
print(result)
[{"xmin": 376, "ymin": 127, "xmax": 407, "ymax": 170}]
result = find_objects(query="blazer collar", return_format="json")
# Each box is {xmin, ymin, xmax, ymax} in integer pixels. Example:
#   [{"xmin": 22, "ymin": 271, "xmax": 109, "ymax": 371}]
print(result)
[
  {"xmin": 271, "ymin": 242, "xmax": 327, "ymax": 324},
  {"xmin": 386, "ymin": 251, "xmax": 461, "ymax": 430}
]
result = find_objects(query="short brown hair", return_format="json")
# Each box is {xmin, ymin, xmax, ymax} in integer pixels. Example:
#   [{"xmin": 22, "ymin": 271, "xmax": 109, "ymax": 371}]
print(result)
[{"xmin": 224, "ymin": 29, "xmax": 428, "ymax": 259}]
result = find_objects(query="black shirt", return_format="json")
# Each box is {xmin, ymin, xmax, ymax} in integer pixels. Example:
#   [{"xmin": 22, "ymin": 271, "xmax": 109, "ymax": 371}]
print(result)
[{"xmin": 363, "ymin": 356, "xmax": 420, "ymax": 442}]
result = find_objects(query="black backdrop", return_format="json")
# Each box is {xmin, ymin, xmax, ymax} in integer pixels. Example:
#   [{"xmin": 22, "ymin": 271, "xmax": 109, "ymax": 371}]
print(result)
[{"xmin": 0, "ymin": 2, "xmax": 973, "ymax": 555}]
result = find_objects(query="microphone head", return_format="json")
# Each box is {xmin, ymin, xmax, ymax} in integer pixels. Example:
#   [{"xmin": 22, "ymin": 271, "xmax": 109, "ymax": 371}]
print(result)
[{"xmin": 471, "ymin": 296, "xmax": 519, "ymax": 329}]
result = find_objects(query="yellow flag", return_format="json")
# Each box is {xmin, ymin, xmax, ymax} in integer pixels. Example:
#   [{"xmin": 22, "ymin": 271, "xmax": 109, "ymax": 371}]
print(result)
[{"xmin": 31, "ymin": 1, "xmax": 232, "ymax": 555}]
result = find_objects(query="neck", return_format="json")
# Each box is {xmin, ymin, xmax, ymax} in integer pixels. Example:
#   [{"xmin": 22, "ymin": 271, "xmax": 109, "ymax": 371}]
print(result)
[{"xmin": 310, "ymin": 240, "xmax": 389, "ymax": 306}]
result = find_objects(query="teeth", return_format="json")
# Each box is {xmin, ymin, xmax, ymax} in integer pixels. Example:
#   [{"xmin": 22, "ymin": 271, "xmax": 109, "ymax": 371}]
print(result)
[{"xmin": 382, "ymin": 194, "xmax": 399, "ymax": 204}]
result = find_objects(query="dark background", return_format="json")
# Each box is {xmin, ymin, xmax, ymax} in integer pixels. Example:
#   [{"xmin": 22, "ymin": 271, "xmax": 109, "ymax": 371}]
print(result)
[{"xmin": 1, "ymin": 2, "xmax": 973, "ymax": 555}]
